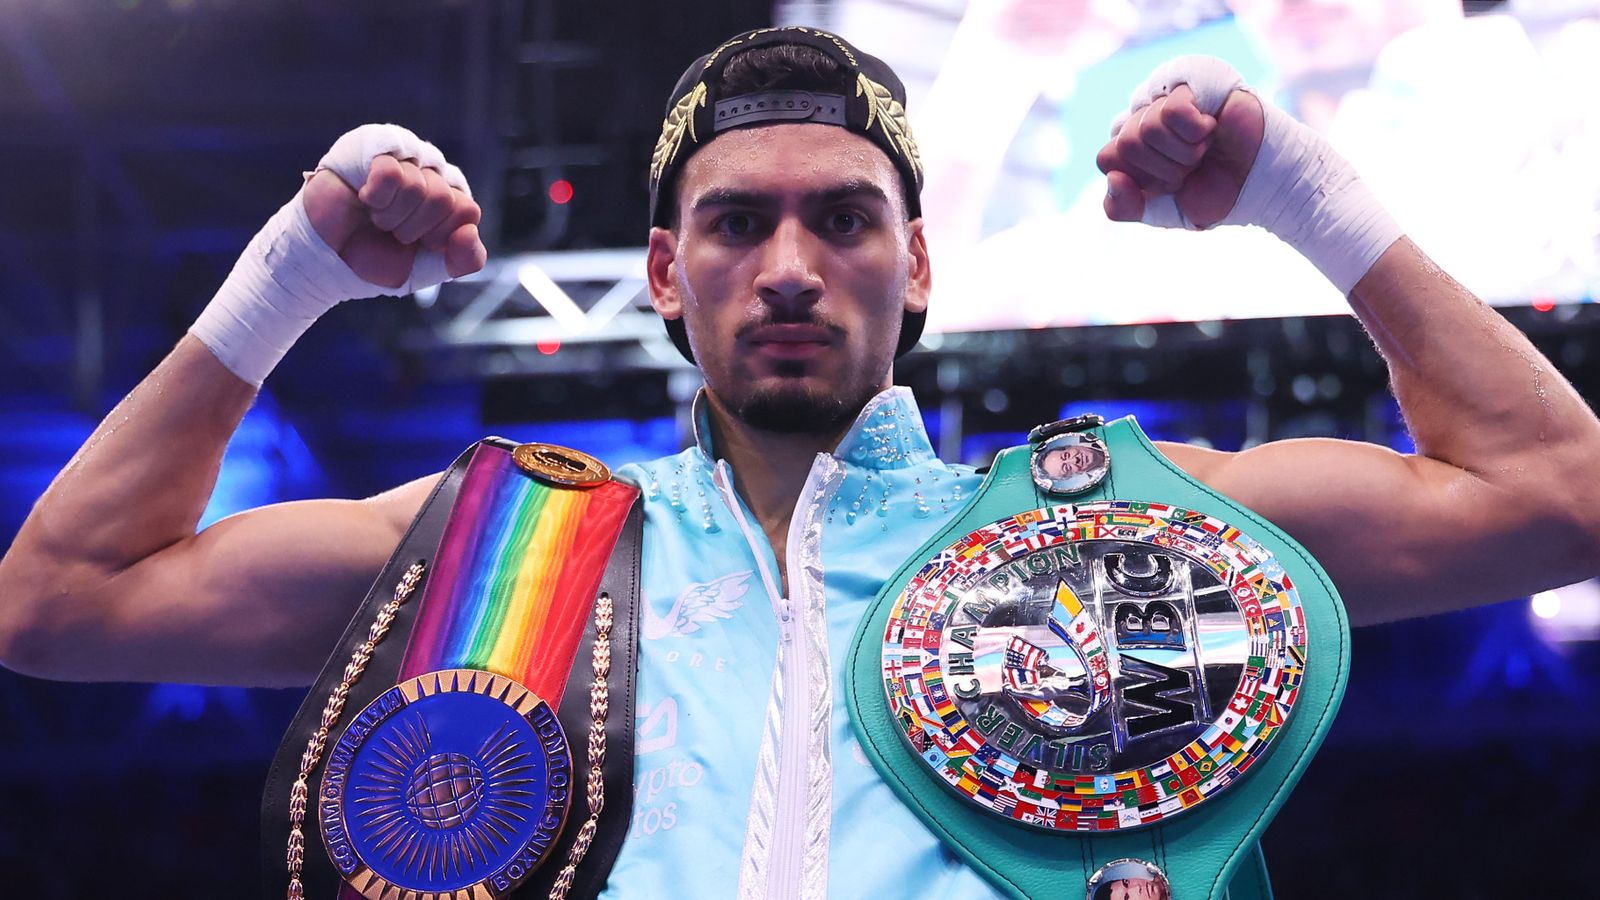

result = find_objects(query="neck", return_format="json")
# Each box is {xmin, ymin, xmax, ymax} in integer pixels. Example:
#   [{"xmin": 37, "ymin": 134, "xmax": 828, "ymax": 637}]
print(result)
[{"xmin": 702, "ymin": 390, "xmax": 865, "ymax": 590}]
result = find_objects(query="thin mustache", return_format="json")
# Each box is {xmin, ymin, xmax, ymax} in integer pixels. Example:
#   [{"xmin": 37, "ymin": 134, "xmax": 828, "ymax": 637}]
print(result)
[{"xmin": 736, "ymin": 314, "xmax": 846, "ymax": 341}]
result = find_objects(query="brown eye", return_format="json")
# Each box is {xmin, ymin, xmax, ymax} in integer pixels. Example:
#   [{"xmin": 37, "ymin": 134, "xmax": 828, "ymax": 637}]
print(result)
[
  {"xmin": 715, "ymin": 213, "xmax": 756, "ymax": 237},
  {"xmin": 829, "ymin": 210, "xmax": 866, "ymax": 234}
]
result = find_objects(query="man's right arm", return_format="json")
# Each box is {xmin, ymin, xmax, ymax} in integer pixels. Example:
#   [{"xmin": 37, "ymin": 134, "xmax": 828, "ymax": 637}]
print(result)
[
  {"xmin": 0, "ymin": 126, "xmax": 483, "ymax": 688},
  {"xmin": 0, "ymin": 338, "xmax": 436, "ymax": 686}
]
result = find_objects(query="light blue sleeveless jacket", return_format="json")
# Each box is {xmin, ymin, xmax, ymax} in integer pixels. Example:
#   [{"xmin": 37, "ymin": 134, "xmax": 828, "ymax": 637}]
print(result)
[{"xmin": 606, "ymin": 387, "xmax": 999, "ymax": 898}]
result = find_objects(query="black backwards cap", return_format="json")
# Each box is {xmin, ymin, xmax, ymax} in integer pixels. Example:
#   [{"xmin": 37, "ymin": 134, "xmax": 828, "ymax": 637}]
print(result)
[{"xmin": 647, "ymin": 26, "xmax": 926, "ymax": 364}]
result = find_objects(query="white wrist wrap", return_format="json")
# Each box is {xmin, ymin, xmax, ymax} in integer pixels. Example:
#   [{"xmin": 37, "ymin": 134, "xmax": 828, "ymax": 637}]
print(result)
[
  {"xmin": 189, "ymin": 124, "xmax": 471, "ymax": 386},
  {"xmin": 1120, "ymin": 56, "xmax": 1403, "ymax": 295}
]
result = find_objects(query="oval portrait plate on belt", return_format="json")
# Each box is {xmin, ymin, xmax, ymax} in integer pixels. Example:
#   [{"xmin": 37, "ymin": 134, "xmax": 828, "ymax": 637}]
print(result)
[
  {"xmin": 1031, "ymin": 432, "xmax": 1110, "ymax": 496},
  {"xmin": 880, "ymin": 501, "xmax": 1309, "ymax": 831}
]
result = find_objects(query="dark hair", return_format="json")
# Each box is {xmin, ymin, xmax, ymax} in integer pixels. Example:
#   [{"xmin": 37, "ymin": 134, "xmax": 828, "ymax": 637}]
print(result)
[
  {"xmin": 661, "ymin": 43, "xmax": 912, "ymax": 230},
  {"xmin": 717, "ymin": 43, "xmax": 853, "ymax": 95},
  {"xmin": 1092, "ymin": 879, "xmax": 1170, "ymax": 900}
]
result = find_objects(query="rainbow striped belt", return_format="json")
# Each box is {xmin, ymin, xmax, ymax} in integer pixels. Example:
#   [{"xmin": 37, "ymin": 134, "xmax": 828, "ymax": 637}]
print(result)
[
  {"xmin": 316, "ymin": 442, "xmax": 637, "ymax": 900},
  {"xmin": 402, "ymin": 444, "xmax": 636, "ymax": 696}
]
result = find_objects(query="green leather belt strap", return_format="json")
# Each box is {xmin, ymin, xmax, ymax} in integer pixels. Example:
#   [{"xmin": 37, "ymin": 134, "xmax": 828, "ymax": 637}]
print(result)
[{"xmin": 844, "ymin": 417, "xmax": 1350, "ymax": 900}]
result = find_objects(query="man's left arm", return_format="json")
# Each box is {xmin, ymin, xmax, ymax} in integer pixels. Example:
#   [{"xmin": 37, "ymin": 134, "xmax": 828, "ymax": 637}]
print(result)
[
  {"xmin": 1098, "ymin": 60, "xmax": 1600, "ymax": 625},
  {"xmin": 1159, "ymin": 237, "xmax": 1600, "ymax": 625}
]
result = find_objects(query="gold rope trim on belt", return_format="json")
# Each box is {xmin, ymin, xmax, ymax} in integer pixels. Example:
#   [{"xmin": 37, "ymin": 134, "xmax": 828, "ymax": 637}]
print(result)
[
  {"xmin": 548, "ymin": 591, "xmax": 613, "ymax": 900},
  {"xmin": 283, "ymin": 563, "xmax": 615, "ymax": 900},
  {"xmin": 285, "ymin": 561, "xmax": 426, "ymax": 900}
]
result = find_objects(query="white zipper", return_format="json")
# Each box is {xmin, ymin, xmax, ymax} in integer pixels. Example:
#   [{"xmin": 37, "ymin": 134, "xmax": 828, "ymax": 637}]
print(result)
[
  {"xmin": 713, "ymin": 457, "xmax": 835, "ymax": 898},
  {"xmin": 771, "ymin": 465, "xmax": 818, "ymax": 898}
]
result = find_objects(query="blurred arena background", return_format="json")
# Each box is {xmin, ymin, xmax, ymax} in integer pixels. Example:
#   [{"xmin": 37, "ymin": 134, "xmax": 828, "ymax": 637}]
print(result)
[{"xmin": 1, "ymin": 0, "xmax": 1597, "ymax": 896}]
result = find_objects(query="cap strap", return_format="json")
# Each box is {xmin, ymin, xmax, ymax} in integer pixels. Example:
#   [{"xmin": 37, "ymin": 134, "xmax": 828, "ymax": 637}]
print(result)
[{"xmin": 713, "ymin": 90, "xmax": 848, "ymax": 132}]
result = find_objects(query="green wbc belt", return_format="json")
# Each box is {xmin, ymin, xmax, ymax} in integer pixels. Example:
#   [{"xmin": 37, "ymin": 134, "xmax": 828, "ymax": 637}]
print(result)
[{"xmin": 845, "ymin": 417, "xmax": 1350, "ymax": 900}]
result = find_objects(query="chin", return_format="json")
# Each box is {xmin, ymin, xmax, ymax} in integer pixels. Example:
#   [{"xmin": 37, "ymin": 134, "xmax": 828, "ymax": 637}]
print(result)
[{"xmin": 731, "ymin": 377, "xmax": 880, "ymax": 435}]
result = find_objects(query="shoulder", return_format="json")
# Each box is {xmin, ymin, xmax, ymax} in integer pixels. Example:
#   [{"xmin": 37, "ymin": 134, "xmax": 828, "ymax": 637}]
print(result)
[
  {"xmin": 1150, "ymin": 440, "xmax": 1229, "ymax": 484},
  {"xmin": 362, "ymin": 472, "xmax": 445, "ymax": 544}
]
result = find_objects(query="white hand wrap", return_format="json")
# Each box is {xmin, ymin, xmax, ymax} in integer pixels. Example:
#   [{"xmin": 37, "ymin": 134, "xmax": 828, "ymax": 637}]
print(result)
[
  {"xmin": 1116, "ymin": 56, "xmax": 1403, "ymax": 295},
  {"xmin": 189, "ymin": 124, "xmax": 471, "ymax": 386}
]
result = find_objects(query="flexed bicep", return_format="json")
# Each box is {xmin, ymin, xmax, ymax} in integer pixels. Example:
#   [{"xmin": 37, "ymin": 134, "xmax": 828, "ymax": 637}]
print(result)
[
  {"xmin": 2, "ymin": 460, "xmax": 438, "ymax": 687},
  {"xmin": 1157, "ymin": 438, "xmax": 1597, "ymax": 626}
]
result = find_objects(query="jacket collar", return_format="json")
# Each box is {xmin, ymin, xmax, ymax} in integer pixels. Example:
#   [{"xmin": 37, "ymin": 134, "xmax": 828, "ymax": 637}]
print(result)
[{"xmin": 691, "ymin": 386, "xmax": 937, "ymax": 471}]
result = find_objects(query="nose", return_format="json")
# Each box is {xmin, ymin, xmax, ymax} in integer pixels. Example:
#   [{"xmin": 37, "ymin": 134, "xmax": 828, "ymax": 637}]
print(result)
[{"xmin": 752, "ymin": 216, "xmax": 824, "ymax": 318}]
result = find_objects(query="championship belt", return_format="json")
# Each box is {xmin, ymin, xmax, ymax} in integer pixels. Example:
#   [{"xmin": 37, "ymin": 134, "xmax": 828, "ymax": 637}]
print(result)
[
  {"xmin": 845, "ymin": 416, "xmax": 1350, "ymax": 900},
  {"xmin": 261, "ymin": 439, "xmax": 643, "ymax": 900}
]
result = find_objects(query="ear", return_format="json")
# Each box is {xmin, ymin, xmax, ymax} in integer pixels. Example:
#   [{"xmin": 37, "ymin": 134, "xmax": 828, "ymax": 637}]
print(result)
[
  {"xmin": 646, "ymin": 226, "xmax": 683, "ymax": 320},
  {"xmin": 903, "ymin": 217, "xmax": 931, "ymax": 315}
]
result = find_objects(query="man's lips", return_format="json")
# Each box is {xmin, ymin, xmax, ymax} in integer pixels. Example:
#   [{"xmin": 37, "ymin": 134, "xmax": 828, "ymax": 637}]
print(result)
[{"xmin": 744, "ymin": 324, "xmax": 836, "ymax": 360}]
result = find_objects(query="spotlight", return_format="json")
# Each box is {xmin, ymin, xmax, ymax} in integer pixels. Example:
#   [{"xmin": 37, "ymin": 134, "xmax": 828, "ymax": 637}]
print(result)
[{"xmin": 1528, "ymin": 579, "xmax": 1600, "ymax": 643}]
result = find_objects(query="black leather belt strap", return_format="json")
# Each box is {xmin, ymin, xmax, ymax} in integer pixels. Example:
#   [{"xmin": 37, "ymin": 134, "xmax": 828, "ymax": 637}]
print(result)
[{"xmin": 259, "ymin": 438, "xmax": 643, "ymax": 900}]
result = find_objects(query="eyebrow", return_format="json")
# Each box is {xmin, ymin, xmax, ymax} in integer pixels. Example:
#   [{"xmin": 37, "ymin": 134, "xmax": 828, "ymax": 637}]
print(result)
[{"xmin": 689, "ymin": 180, "xmax": 893, "ymax": 214}]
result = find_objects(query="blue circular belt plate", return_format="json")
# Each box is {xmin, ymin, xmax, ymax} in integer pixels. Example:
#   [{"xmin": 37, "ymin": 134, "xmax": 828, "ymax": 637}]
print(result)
[
  {"xmin": 319, "ymin": 669, "xmax": 573, "ymax": 898},
  {"xmin": 881, "ymin": 501, "xmax": 1309, "ymax": 832}
]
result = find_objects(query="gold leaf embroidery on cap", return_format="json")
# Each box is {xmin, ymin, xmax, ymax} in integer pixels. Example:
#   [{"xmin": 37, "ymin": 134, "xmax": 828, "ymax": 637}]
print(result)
[
  {"xmin": 856, "ymin": 73, "xmax": 922, "ymax": 181},
  {"xmin": 701, "ymin": 27, "xmax": 857, "ymax": 73},
  {"xmin": 809, "ymin": 28, "xmax": 858, "ymax": 66},
  {"xmin": 650, "ymin": 81, "xmax": 709, "ymax": 185}
]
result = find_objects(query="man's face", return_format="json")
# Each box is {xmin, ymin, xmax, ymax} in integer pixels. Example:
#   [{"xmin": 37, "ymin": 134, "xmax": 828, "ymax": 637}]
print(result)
[
  {"xmin": 647, "ymin": 123, "xmax": 930, "ymax": 435},
  {"xmin": 1107, "ymin": 878, "xmax": 1167, "ymax": 900},
  {"xmin": 1043, "ymin": 445, "xmax": 1100, "ymax": 479}
]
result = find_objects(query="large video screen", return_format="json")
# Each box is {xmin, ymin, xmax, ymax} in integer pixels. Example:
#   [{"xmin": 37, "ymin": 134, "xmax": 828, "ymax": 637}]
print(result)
[{"xmin": 792, "ymin": 0, "xmax": 1600, "ymax": 331}]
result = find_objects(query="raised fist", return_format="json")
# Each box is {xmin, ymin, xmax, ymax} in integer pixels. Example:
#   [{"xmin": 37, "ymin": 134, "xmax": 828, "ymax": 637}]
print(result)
[
  {"xmin": 1095, "ymin": 62, "xmax": 1265, "ymax": 229},
  {"xmin": 1090, "ymin": 57, "xmax": 1401, "ymax": 295},
  {"xmin": 302, "ymin": 125, "xmax": 488, "ymax": 291},
  {"xmin": 190, "ymin": 124, "xmax": 491, "ymax": 386}
]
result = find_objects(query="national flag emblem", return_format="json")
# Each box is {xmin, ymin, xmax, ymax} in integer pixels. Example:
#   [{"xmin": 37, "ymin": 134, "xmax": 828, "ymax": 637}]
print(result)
[{"xmin": 1003, "ymin": 636, "xmax": 1047, "ymax": 692}]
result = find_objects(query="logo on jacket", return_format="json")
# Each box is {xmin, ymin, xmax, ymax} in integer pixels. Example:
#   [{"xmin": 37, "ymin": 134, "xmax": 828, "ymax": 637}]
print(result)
[
  {"xmin": 643, "ymin": 571, "xmax": 753, "ymax": 640},
  {"xmin": 635, "ymin": 697, "xmax": 679, "ymax": 755}
]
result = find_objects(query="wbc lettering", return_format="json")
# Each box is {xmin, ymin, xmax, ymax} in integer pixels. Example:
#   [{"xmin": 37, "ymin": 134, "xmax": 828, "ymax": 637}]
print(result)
[{"xmin": 881, "ymin": 501, "xmax": 1309, "ymax": 831}]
